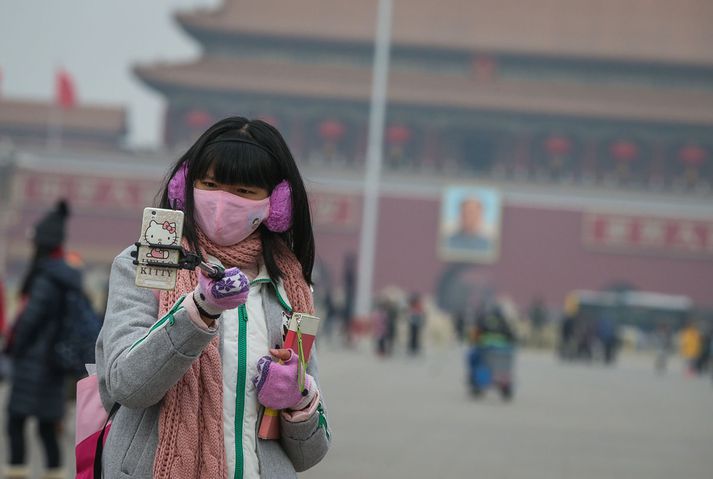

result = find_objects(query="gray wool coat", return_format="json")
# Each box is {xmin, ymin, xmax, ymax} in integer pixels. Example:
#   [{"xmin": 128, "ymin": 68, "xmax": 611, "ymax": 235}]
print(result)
[
  {"xmin": 8, "ymin": 258, "xmax": 82, "ymax": 421},
  {"xmin": 95, "ymin": 247, "xmax": 330, "ymax": 478}
]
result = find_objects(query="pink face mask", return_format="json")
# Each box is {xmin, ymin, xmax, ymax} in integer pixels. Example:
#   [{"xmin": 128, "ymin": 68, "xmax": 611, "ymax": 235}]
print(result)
[{"xmin": 193, "ymin": 188, "xmax": 270, "ymax": 246}]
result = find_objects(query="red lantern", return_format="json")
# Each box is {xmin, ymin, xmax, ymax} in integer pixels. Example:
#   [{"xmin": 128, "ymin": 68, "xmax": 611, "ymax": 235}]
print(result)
[
  {"xmin": 544, "ymin": 135, "xmax": 571, "ymax": 156},
  {"xmin": 318, "ymin": 120, "xmax": 345, "ymax": 142},
  {"xmin": 185, "ymin": 110, "xmax": 213, "ymax": 128},
  {"xmin": 678, "ymin": 145, "xmax": 707, "ymax": 168},
  {"xmin": 610, "ymin": 140, "xmax": 638, "ymax": 162},
  {"xmin": 386, "ymin": 124, "xmax": 411, "ymax": 145}
]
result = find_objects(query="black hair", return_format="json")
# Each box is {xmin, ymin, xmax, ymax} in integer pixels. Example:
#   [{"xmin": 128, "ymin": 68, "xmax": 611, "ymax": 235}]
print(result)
[
  {"xmin": 20, "ymin": 200, "xmax": 70, "ymax": 297},
  {"xmin": 158, "ymin": 116, "xmax": 315, "ymax": 284}
]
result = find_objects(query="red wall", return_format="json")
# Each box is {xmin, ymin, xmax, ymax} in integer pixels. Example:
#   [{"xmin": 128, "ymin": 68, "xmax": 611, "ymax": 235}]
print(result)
[
  {"xmin": 315, "ymin": 195, "xmax": 713, "ymax": 309},
  {"xmin": 8, "ymin": 168, "xmax": 712, "ymax": 311}
]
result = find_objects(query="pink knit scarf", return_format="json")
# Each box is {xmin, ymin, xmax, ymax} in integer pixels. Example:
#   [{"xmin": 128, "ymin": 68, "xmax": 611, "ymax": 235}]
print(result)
[{"xmin": 152, "ymin": 231, "xmax": 314, "ymax": 479}]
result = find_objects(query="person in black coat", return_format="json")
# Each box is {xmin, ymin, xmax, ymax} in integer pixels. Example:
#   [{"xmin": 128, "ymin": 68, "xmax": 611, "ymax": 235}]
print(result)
[{"xmin": 5, "ymin": 200, "xmax": 81, "ymax": 479}]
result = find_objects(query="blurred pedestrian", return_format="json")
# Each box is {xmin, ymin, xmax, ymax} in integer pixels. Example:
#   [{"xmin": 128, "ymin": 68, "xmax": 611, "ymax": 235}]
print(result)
[
  {"xmin": 679, "ymin": 320, "xmax": 702, "ymax": 376},
  {"xmin": 319, "ymin": 287, "xmax": 338, "ymax": 344},
  {"xmin": 574, "ymin": 314, "xmax": 595, "ymax": 362},
  {"xmin": 4, "ymin": 200, "xmax": 79, "ymax": 479},
  {"xmin": 528, "ymin": 296, "xmax": 547, "ymax": 348},
  {"xmin": 595, "ymin": 312, "xmax": 618, "ymax": 365},
  {"xmin": 467, "ymin": 304, "xmax": 516, "ymax": 399},
  {"xmin": 453, "ymin": 308, "xmax": 467, "ymax": 343},
  {"xmin": 710, "ymin": 334, "xmax": 713, "ymax": 385},
  {"xmin": 373, "ymin": 296, "xmax": 399, "ymax": 357},
  {"xmin": 475, "ymin": 305, "xmax": 516, "ymax": 345},
  {"xmin": 0, "ymin": 278, "xmax": 9, "ymax": 382},
  {"xmin": 0, "ymin": 278, "xmax": 5, "ymax": 339},
  {"xmin": 653, "ymin": 322, "xmax": 673, "ymax": 374},
  {"xmin": 342, "ymin": 253, "xmax": 356, "ymax": 346},
  {"xmin": 407, "ymin": 293, "xmax": 425, "ymax": 355},
  {"xmin": 373, "ymin": 299, "xmax": 389, "ymax": 356},
  {"xmin": 559, "ymin": 312, "xmax": 575, "ymax": 360},
  {"xmin": 95, "ymin": 118, "xmax": 330, "ymax": 478},
  {"xmin": 694, "ymin": 324, "xmax": 711, "ymax": 374}
]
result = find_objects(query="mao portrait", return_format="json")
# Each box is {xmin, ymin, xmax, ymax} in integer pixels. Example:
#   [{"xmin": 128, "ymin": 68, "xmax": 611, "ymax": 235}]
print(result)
[{"xmin": 439, "ymin": 186, "xmax": 501, "ymax": 263}]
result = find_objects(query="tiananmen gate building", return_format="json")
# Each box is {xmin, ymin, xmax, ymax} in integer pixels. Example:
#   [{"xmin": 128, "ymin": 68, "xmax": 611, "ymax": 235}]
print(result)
[{"xmin": 2, "ymin": 0, "xmax": 712, "ymax": 315}]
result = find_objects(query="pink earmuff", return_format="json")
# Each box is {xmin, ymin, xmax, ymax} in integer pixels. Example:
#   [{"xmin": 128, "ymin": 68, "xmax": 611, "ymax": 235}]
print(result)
[
  {"xmin": 264, "ymin": 180, "xmax": 292, "ymax": 232},
  {"xmin": 167, "ymin": 163, "xmax": 188, "ymax": 211},
  {"xmin": 167, "ymin": 163, "xmax": 292, "ymax": 232}
]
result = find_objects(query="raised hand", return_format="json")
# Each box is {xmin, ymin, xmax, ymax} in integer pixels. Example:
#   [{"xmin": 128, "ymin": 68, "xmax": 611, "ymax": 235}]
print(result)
[{"xmin": 193, "ymin": 267, "xmax": 249, "ymax": 317}]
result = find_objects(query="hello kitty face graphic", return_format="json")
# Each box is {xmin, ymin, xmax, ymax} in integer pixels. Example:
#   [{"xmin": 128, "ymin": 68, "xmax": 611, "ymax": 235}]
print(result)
[{"xmin": 144, "ymin": 220, "xmax": 178, "ymax": 246}]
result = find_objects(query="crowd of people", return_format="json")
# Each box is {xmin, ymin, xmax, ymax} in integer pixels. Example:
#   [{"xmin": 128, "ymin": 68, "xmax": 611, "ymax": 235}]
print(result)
[
  {"xmin": 372, "ymin": 292, "xmax": 427, "ymax": 357},
  {"xmin": 558, "ymin": 311, "xmax": 621, "ymax": 364}
]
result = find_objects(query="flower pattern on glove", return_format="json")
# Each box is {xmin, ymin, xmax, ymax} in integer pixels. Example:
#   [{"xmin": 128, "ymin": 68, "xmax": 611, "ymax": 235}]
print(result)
[
  {"xmin": 211, "ymin": 273, "xmax": 248, "ymax": 299},
  {"xmin": 195, "ymin": 266, "xmax": 250, "ymax": 315}
]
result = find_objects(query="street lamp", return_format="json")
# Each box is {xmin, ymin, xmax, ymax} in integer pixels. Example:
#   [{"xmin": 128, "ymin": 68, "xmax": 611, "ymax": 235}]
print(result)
[{"xmin": 355, "ymin": 0, "xmax": 394, "ymax": 319}]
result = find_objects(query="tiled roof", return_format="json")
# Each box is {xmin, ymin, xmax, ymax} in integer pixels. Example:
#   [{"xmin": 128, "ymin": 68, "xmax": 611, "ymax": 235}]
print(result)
[
  {"xmin": 0, "ymin": 99, "xmax": 126, "ymax": 135},
  {"xmin": 176, "ymin": 0, "xmax": 713, "ymax": 66},
  {"xmin": 135, "ymin": 57, "xmax": 713, "ymax": 125}
]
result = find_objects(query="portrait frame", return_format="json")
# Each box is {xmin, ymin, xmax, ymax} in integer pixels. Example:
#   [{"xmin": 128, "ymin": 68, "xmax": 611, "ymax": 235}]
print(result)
[{"xmin": 438, "ymin": 186, "xmax": 501, "ymax": 263}]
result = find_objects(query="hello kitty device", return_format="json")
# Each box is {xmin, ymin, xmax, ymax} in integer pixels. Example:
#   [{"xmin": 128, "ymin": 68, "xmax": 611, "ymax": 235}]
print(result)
[{"xmin": 134, "ymin": 207, "xmax": 184, "ymax": 290}]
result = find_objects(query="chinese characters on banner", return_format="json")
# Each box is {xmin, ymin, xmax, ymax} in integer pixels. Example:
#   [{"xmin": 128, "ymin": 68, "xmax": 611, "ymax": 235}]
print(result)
[
  {"xmin": 14, "ymin": 169, "xmax": 360, "ymax": 230},
  {"xmin": 15, "ymin": 170, "xmax": 159, "ymax": 211},
  {"xmin": 583, "ymin": 213, "xmax": 713, "ymax": 258},
  {"xmin": 308, "ymin": 191, "xmax": 358, "ymax": 231}
]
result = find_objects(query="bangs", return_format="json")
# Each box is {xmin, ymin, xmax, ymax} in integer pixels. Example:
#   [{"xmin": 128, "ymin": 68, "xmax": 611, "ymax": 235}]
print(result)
[{"xmin": 192, "ymin": 140, "xmax": 281, "ymax": 189}]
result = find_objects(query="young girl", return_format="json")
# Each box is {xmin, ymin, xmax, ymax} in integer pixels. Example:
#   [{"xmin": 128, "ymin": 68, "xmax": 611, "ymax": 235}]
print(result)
[{"xmin": 96, "ymin": 117, "xmax": 330, "ymax": 479}]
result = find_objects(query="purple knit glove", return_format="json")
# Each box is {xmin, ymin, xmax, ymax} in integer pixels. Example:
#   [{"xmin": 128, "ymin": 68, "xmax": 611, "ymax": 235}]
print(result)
[
  {"xmin": 252, "ymin": 349, "xmax": 316, "ymax": 410},
  {"xmin": 193, "ymin": 267, "xmax": 249, "ymax": 316}
]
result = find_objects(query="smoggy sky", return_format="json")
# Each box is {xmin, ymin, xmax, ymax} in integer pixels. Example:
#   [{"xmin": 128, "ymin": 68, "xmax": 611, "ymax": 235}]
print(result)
[{"xmin": 0, "ymin": 0, "xmax": 219, "ymax": 148}]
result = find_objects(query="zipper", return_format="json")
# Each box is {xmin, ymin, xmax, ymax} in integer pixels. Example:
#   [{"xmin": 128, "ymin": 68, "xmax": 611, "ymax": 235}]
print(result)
[
  {"xmin": 234, "ymin": 304, "xmax": 248, "ymax": 479},
  {"xmin": 317, "ymin": 402, "xmax": 330, "ymax": 440},
  {"xmin": 129, "ymin": 295, "xmax": 185, "ymax": 351},
  {"xmin": 250, "ymin": 278, "xmax": 292, "ymax": 314},
  {"xmin": 272, "ymin": 284, "xmax": 293, "ymax": 314}
]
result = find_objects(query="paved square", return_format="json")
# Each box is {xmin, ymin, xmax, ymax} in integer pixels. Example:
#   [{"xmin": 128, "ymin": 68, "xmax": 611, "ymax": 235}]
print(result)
[
  {"xmin": 304, "ymin": 345, "xmax": 713, "ymax": 479},
  {"xmin": 1, "ymin": 346, "xmax": 711, "ymax": 478}
]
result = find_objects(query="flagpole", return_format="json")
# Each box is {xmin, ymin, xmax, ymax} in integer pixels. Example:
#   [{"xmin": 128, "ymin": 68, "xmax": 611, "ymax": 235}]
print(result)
[
  {"xmin": 355, "ymin": 0, "xmax": 393, "ymax": 319},
  {"xmin": 47, "ymin": 104, "xmax": 63, "ymax": 151}
]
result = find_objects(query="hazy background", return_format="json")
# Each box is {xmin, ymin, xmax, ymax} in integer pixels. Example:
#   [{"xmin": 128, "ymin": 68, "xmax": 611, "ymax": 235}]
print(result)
[
  {"xmin": 1, "ymin": 1, "xmax": 712, "ymax": 478},
  {"xmin": 0, "ymin": 0, "xmax": 219, "ymax": 147}
]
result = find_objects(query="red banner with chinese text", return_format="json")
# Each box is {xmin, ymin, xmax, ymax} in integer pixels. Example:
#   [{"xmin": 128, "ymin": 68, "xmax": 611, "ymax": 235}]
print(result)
[{"xmin": 583, "ymin": 213, "xmax": 713, "ymax": 259}]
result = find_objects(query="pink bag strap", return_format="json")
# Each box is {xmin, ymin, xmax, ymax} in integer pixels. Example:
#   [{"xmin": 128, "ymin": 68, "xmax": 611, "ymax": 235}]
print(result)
[{"xmin": 94, "ymin": 402, "xmax": 120, "ymax": 479}]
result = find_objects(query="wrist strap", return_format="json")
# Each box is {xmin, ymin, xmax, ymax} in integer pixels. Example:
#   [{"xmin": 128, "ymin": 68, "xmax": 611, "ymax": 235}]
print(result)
[{"xmin": 193, "ymin": 293, "xmax": 221, "ymax": 320}]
